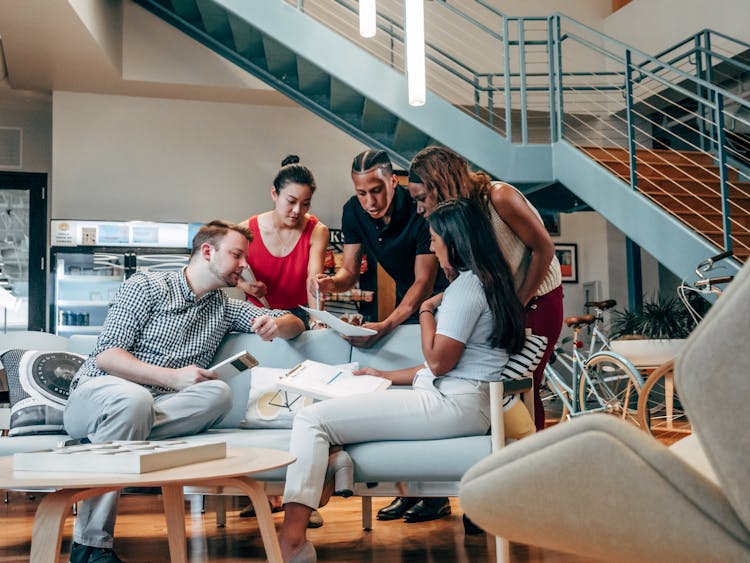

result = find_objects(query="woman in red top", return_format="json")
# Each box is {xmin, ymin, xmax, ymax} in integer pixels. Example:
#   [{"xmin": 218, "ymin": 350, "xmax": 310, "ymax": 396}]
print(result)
[{"xmin": 239, "ymin": 155, "xmax": 329, "ymax": 310}]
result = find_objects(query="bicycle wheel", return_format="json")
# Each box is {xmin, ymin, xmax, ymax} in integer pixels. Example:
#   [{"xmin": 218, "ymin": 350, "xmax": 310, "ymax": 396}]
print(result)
[
  {"xmin": 637, "ymin": 359, "xmax": 691, "ymax": 442},
  {"xmin": 578, "ymin": 352, "xmax": 643, "ymax": 426},
  {"xmin": 540, "ymin": 376, "xmax": 567, "ymax": 426}
]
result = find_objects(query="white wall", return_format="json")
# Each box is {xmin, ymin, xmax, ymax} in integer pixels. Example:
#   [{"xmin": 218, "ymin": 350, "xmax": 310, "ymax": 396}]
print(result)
[
  {"xmin": 0, "ymin": 89, "xmax": 52, "ymax": 174},
  {"xmin": 52, "ymin": 91, "xmax": 364, "ymax": 227},
  {"xmin": 604, "ymin": 0, "xmax": 750, "ymax": 54}
]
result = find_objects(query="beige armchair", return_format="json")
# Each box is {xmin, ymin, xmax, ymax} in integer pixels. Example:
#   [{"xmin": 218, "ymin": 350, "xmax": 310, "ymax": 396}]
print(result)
[{"xmin": 459, "ymin": 260, "xmax": 750, "ymax": 562}]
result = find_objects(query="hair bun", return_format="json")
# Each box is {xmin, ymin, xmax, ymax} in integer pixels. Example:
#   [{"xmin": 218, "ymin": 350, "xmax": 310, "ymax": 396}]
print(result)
[{"xmin": 281, "ymin": 154, "xmax": 300, "ymax": 167}]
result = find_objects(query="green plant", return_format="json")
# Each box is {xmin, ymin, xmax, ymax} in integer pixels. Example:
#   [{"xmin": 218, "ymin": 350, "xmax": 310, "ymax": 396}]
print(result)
[{"xmin": 610, "ymin": 295, "xmax": 697, "ymax": 340}]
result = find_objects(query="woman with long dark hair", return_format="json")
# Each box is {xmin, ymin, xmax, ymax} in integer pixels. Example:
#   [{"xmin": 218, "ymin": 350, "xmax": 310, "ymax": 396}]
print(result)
[
  {"xmin": 408, "ymin": 146, "xmax": 563, "ymax": 430},
  {"xmin": 277, "ymin": 199, "xmax": 531, "ymax": 563}
]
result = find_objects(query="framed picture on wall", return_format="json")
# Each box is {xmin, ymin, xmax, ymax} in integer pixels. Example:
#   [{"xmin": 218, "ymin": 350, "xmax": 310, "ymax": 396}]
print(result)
[{"xmin": 555, "ymin": 243, "xmax": 578, "ymax": 283}]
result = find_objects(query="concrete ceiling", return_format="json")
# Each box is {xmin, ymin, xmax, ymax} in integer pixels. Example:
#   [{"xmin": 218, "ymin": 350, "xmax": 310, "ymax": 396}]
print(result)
[{"xmin": 0, "ymin": 0, "xmax": 292, "ymax": 107}]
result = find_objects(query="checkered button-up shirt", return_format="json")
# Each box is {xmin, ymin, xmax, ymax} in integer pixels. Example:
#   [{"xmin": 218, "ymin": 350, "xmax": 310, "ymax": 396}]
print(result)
[{"xmin": 71, "ymin": 269, "xmax": 287, "ymax": 391}]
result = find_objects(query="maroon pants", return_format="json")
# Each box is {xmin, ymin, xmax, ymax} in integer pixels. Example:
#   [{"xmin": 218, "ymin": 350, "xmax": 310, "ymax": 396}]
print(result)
[{"xmin": 525, "ymin": 285, "xmax": 564, "ymax": 431}]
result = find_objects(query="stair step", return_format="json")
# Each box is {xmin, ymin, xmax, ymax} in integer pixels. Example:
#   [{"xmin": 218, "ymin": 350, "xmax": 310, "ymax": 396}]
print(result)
[
  {"xmin": 637, "ymin": 178, "xmax": 750, "ymax": 198},
  {"xmin": 262, "ymin": 36, "xmax": 298, "ymax": 86},
  {"xmin": 361, "ymin": 99, "xmax": 398, "ymax": 137},
  {"xmin": 227, "ymin": 12, "xmax": 266, "ymax": 65},
  {"xmin": 393, "ymin": 120, "xmax": 430, "ymax": 154},
  {"xmin": 329, "ymin": 77, "xmax": 365, "ymax": 116},
  {"xmin": 169, "ymin": 0, "xmax": 203, "ymax": 29},
  {"xmin": 643, "ymin": 192, "xmax": 750, "ymax": 215},
  {"xmin": 580, "ymin": 146, "xmax": 717, "ymax": 166},
  {"xmin": 195, "ymin": 0, "xmax": 232, "ymax": 47},
  {"xmin": 297, "ymin": 57, "xmax": 329, "ymax": 98},
  {"xmin": 597, "ymin": 160, "xmax": 724, "ymax": 181}
]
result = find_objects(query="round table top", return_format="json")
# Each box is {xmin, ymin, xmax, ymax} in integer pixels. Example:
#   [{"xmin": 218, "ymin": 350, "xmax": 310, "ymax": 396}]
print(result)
[{"xmin": 0, "ymin": 447, "xmax": 294, "ymax": 489}]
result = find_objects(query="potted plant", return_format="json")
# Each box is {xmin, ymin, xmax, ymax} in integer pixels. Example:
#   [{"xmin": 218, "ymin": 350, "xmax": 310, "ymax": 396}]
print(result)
[{"xmin": 608, "ymin": 295, "xmax": 698, "ymax": 367}]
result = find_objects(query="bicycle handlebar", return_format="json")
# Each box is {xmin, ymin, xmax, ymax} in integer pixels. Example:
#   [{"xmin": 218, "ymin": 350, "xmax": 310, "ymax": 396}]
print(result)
[{"xmin": 694, "ymin": 275, "xmax": 734, "ymax": 288}]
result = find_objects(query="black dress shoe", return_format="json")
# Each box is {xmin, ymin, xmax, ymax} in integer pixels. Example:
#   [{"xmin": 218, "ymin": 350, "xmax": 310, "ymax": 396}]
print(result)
[
  {"xmin": 403, "ymin": 497, "xmax": 451, "ymax": 523},
  {"xmin": 376, "ymin": 496, "xmax": 420, "ymax": 520}
]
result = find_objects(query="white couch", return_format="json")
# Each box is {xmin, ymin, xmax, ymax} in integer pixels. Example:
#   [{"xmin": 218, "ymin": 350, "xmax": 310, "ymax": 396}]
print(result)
[{"xmin": 1, "ymin": 325, "xmax": 530, "ymax": 531}]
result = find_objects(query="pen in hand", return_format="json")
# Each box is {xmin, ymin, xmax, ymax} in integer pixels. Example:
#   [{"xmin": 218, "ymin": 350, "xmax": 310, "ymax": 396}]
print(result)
[{"xmin": 326, "ymin": 370, "xmax": 343, "ymax": 385}]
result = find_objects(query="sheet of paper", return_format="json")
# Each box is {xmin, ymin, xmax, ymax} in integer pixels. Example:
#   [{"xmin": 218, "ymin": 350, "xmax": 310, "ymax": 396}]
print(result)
[
  {"xmin": 278, "ymin": 359, "xmax": 390, "ymax": 400},
  {"xmin": 300, "ymin": 306, "xmax": 377, "ymax": 337}
]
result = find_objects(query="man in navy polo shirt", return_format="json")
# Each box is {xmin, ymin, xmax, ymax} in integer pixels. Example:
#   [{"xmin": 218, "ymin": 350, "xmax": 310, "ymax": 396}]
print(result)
[
  {"xmin": 313, "ymin": 149, "xmax": 447, "ymax": 348},
  {"xmin": 312, "ymin": 150, "xmax": 451, "ymax": 523}
]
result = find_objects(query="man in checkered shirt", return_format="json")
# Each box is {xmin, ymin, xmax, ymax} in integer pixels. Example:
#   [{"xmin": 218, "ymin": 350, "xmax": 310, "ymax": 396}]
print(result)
[{"xmin": 63, "ymin": 220, "xmax": 305, "ymax": 563}]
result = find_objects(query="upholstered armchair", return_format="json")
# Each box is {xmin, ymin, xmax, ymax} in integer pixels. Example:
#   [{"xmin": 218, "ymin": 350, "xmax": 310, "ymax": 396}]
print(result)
[{"xmin": 459, "ymin": 260, "xmax": 750, "ymax": 562}]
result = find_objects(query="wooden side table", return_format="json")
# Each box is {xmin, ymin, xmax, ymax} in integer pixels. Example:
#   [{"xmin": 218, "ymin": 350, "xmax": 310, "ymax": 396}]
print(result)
[{"xmin": 0, "ymin": 447, "xmax": 294, "ymax": 563}]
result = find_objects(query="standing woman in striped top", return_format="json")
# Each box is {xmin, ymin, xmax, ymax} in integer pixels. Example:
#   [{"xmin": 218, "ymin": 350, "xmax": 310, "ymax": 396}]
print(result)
[{"xmin": 408, "ymin": 146, "xmax": 563, "ymax": 430}]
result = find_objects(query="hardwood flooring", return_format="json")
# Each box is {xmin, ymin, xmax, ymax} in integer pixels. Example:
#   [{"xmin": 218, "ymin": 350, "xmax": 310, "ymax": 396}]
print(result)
[{"xmin": 0, "ymin": 492, "xmax": 600, "ymax": 562}]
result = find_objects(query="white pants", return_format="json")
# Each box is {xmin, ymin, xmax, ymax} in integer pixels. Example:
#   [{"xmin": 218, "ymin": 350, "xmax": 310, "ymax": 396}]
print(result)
[
  {"xmin": 282, "ymin": 373, "xmax": 491, "ymax": 509},
  {"xmin": 63, "ymin": 375, "xmax": 232, "ymax": 548}
]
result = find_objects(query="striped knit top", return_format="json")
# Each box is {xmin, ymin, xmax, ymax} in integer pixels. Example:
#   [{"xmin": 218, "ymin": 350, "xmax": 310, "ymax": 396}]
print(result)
[{"xmin": 487, "ymin": 183, "xmax": 562, "ymax": 297}]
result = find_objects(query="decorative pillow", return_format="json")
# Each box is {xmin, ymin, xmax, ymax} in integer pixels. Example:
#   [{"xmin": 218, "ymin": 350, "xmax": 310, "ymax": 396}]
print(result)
[
  {"xmin": 240, "ymin": 362, "xmax": 358, "ymax": 429},
  {"xmin": 1, "ymin": 349, "xmax": 86, "ymax": 436},
  {"xmin": 501, "ymin": 334, "xmax": 548, "ymax": 410}
]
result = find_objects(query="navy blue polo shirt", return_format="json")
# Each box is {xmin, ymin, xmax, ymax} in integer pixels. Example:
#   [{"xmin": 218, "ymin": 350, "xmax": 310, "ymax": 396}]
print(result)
[{"xmin": 341, "ymin": 185, "xmax": 448, "ymax": 304}]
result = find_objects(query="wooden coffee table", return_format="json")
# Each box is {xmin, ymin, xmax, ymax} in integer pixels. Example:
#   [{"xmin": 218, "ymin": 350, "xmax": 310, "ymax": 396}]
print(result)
[{"xmin": 0, "ymin": 446, "xmax": 294, "ymax": 563}]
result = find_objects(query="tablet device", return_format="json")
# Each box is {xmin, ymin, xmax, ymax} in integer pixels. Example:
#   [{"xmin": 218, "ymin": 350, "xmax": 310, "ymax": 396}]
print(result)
[{"xmin": 300, "ymin": 306, "xmax": 378, "ymax": 337}]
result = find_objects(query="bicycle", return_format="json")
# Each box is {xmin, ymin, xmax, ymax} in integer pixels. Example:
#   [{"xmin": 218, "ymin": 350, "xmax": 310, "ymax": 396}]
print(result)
[
  {"xmin": 637, "ymin": 251, "xmax": 735, "ymax": 439},
  {"xmin": 542, "ymin": 301, "xmax": 645, "ymax": 426},
  {"xmin": 542, "ymin": 299, "xmax": 618, "ymax": 422}
]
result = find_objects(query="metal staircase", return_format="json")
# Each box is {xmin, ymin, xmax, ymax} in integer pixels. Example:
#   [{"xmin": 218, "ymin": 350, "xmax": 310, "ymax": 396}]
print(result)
[{"xmin": 135, "ymin": 0, "xmax": 748, "ymax": 279}]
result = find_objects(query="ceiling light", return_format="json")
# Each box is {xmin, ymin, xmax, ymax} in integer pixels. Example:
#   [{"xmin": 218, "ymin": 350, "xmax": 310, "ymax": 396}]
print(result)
[
  {"xmin": 405, "ymin": 0, "xmax": 426, "ymax": 106},
  {"xmin": 359, "ymin": 0, "xmax": 377, "ymax": 38}
]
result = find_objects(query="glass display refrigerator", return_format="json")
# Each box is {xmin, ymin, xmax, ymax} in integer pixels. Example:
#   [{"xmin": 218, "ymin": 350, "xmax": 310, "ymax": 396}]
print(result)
[{"xmin": 49, "ymin": 220, "xmax": 194, "ymax": 336}]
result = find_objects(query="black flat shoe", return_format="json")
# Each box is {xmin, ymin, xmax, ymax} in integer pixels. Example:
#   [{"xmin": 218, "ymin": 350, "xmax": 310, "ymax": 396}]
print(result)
[
  {"xmin": 403, "ymin": 497, "xmax": 451, "ymax": 523},
  {"xmin": 462, "ymin": 513, "xmax": 484, "ymax": 535},
  {"xmin": 376, "ymin": 496, "xmax": 420, "ymax": 520}
]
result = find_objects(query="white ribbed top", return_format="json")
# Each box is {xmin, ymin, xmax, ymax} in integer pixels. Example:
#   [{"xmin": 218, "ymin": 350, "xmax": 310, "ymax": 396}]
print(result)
[{"xmin": 487, "ymin": 183, "xmax": 562, "ymax": 297}]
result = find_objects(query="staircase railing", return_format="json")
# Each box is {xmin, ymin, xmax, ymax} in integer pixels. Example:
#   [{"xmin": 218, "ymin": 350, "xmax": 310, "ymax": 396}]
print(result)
[{"xmin": 288, "ymin": 0, "xmax": 749, "ymax": 258}]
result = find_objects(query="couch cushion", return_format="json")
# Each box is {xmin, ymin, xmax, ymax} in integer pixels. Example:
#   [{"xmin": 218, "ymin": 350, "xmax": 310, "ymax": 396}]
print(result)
[
  {"xmin": 210, "ymin": 330, "xmax": 352, "ymax": 428},
  {"xmin": 2, "ymin": 349, "xmax": 86, "ymax": 436},
  {"xmin": 348, "ymin": 435, "xmax": 491, "ymax": 482}
]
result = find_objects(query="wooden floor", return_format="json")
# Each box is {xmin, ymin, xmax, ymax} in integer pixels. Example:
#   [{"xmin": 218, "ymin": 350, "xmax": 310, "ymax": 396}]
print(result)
[{"xmin": 0, "ymin": 492, "xmax": 601, "ymax": 562}]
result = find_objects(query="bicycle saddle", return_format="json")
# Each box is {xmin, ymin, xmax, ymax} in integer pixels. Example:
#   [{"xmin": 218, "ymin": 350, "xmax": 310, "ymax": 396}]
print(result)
[
  {"xmin": 565, "ymin": 314, "xmax": 595, "ymax": 328},
  {"xmin": 584, "ymin": 299, "xmax": 616, "ymax": 310}
]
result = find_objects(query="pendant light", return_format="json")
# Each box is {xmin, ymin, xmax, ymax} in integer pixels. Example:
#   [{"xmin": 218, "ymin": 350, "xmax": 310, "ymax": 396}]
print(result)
[
  {"xmin": 359, "ymin": 0, "xmax": 377, "ymax": 38},
  {"xmin": 405, "ymin": 0, "xmax": 426, "ymax": 106}
]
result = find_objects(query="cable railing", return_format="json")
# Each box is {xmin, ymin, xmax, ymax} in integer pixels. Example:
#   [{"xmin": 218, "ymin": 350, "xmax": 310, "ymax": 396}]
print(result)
[{"xmin": 286, "ymin": 0, "xmax": 749, "ymax": 258}]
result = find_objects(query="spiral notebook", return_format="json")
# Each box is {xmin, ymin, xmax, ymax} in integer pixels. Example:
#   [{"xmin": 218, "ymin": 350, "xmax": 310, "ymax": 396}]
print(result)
[{"xmin": 277, "ymin": 359, "xmax": 391, "ymax": 400}]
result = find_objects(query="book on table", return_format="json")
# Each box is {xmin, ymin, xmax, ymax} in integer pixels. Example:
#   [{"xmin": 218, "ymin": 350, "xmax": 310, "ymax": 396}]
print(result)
[
  {"xmin": 209, "ymin": 350, "xmax": 259, "ymax": 381},
  {"xmin": 13, "ymin": 440, "xmax": 227, "ymax": 474},
  {"xmin": 277, "ymin": 359, "xmax": 391, "ymax": 400}
]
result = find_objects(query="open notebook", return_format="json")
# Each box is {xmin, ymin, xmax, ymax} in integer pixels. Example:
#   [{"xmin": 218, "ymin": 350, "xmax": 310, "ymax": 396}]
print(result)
[{"xmin": 277, "ymin": 359, "xmax": 391, "ymax": 400}]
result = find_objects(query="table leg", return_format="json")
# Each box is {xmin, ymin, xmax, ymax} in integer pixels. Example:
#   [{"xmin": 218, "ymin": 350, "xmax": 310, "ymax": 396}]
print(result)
[
  {"xmin": 222, "ymin": 477, "xmax": 283, "ymax": 563},
  {"xmin": 161, "ymin": 485, "xmax": 187, "ymax": 563},
  {"xmin": 30, "ymin": 488, "xmax": 78, "ymax": 563}
]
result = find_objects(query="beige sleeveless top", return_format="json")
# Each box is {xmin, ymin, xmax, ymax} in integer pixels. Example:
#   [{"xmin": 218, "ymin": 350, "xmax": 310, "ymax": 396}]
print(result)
[{"xmin": 487, "ymin": 183, "xmax": 562, "ymax": 296}]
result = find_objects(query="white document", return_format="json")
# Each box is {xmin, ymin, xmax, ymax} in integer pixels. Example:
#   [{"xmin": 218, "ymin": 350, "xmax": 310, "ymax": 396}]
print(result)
[
  {"xmin": 209, "ymin": 350, "xmax": 259, "ymax": 380},
  {"xmin": 277, "ymin": 359, "xmax": 391, "ymax": 400},
  {"xmin": 300, "ymin": 306, "xmax": 377, "ymax": 337},
  {"xmin": 241, "ymin": 267, "xmax": 270, "ymax": 308}
]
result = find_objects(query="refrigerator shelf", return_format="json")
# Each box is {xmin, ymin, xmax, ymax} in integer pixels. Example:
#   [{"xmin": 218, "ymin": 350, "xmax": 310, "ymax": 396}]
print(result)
[
  {"xmin": 57, "ymin": 300, "xmax": 110, "ymax": 307},
  {"xmin": 57, "ymin": 325, "xmax": 103, "ymax": 333},
  {"xmin": 57, "ymin": 275, "xmax": 122, "ymax": 283}
]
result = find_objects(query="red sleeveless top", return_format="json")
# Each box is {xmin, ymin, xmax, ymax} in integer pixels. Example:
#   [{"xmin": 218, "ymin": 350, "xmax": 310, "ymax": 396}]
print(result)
[{"xmin": 246, "ymin": 214, "xmax": 319, "ymax": 309}]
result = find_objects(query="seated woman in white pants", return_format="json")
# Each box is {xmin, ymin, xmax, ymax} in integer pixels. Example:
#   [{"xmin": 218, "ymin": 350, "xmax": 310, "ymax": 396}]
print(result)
[{"xmin": 278, "ymin": 198, "xmax": 527, "ymax": 562}]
